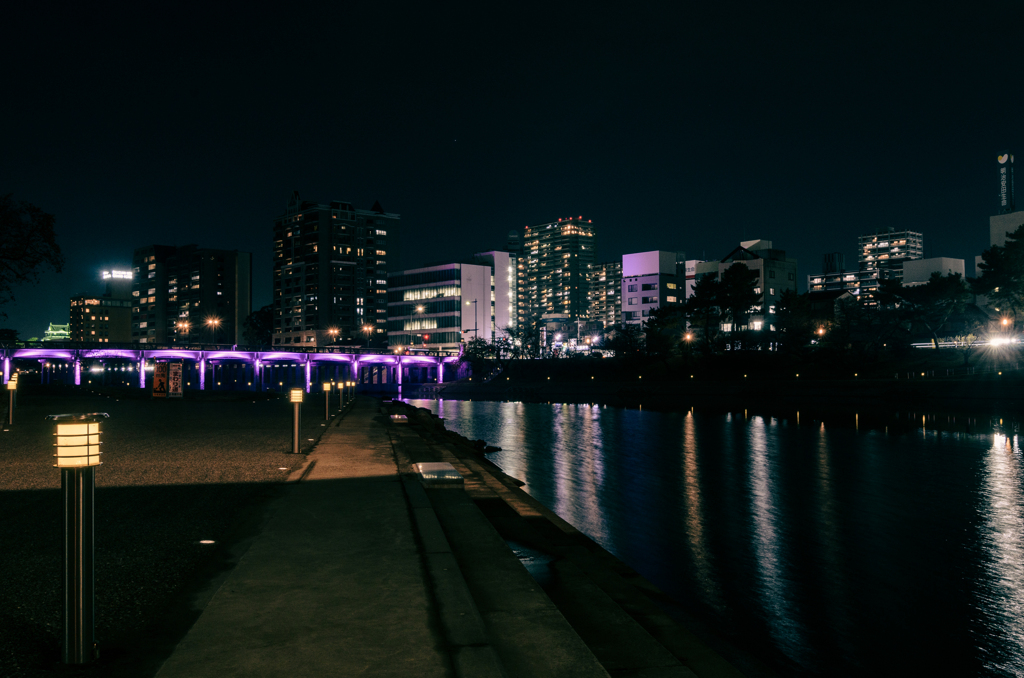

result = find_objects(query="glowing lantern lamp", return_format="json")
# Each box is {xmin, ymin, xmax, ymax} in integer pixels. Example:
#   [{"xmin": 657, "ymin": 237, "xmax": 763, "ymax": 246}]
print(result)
[
  {"xmin": 290, "ymin": 389, "xmax": 303, "ymax": 454},
  {"xmin": 47, "ymin": 412, "xmax": 109, "ymax": 665}
]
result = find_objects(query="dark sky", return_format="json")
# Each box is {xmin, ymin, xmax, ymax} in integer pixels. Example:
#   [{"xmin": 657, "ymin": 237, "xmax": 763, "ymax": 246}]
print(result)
[{"xmin": 2, "ymin": 2, "xmax": 1021, "ymax": 338}]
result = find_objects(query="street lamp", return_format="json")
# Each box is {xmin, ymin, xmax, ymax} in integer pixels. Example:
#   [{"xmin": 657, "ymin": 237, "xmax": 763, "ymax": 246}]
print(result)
[
  {"xmin": 206, "ymin": 317, "xmax": 221, "ymax": 344},
  {"xmin": 176, "ymin": 321, "xmax": 190, "ymax": 344},
  {"xmin": 362, "ymin": 324, "xmax": 373, "ymax": 346},
  {"xmin": 327, "ymin": 327, "xmax": 339, "ymax": 345},
  {"xmin": 465, "ymin": 300, "xmax": 478, "ymax": 340},
  {"xmin": 414, "ymin": 305, "xmax": 425, "ymax": 346}
]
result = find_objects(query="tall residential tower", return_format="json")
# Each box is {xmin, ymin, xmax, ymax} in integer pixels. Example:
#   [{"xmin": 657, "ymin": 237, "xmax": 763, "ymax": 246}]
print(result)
[
  {"xmin": 272, "ymin": 192, "xmax": 400, "ymax": 347},
  {"xmin": 521, "ymin": 217, "xmax": 596, "ymax": 326},
  {"xmin": 131, "ymin": 245, "xmax": 252, "ymax": 344}
]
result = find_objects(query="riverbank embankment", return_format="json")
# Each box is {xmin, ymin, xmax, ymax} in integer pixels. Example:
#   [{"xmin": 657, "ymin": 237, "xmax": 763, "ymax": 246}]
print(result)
[{"xmin": 436, "ymin": 372, "xmax": 1024, "ymax": 416}]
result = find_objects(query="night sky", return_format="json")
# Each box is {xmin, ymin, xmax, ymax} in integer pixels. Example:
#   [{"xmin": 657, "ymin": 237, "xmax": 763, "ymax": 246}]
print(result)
[{"xmin": 3, "ymin": 3, "xmax": 1022, "ymax": 338}]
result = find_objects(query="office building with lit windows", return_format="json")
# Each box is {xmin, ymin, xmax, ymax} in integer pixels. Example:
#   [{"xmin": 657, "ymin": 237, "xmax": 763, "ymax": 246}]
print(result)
[
  {"xmin": 387, "ymin": 262, "xmax": 501, "ymax": 352},
  {"xmin": 522, "ymin": 217, "xmax": 596, "ymax": 327},
  {"xmin": 470, "ymin": 250, "xmax": 516, "ymax": 339},
  {"xmin": 590, "ymin": 261, "xmax": 622, "ymax": 328},
  {"xmin": 69, "ymin": 269, "xmax": 134, "ymax": 343},
  {"xmin": 132, "ymin": 245, "xmax": 252, "ymax": 344},
  {"xmin": 272, "ymin": 192, "xmax": 399, "ymax": 347},
  {"xmin": 621, "ymin": 252, "xmax": 684, "ymax": 326}
]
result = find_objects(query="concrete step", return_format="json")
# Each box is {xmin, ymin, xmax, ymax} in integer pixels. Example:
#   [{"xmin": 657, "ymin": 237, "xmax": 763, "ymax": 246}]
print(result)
[{"xmin": 426, "ymin": 487, "xmax": 611, "ymax": 678}]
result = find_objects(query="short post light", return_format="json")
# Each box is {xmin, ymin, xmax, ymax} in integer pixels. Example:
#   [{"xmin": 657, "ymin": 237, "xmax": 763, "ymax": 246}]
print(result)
[
  {"xmin": 7, "ymin": 373, "xmax": 18, "ymax": 425},
  {"xmin": 322, "ymin": 382, "xmax": 331, "ymax": 421},
  {"xmin": 49, "ymin": 412, "xmax": 109, "ymax": 665},
  {"xmin": 337, "ymin": 380, "xmax": 345, "ymax": 411},
  {"xmin": 290, "ymin": 388, "xmax": 303, "ymax": 454}
]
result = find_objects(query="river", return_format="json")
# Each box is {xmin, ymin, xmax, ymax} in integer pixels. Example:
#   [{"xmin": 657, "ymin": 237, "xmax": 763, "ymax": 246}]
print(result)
[{"xmin": 406, "ymin": 398, "xmax": 1024, "ymax": 677}]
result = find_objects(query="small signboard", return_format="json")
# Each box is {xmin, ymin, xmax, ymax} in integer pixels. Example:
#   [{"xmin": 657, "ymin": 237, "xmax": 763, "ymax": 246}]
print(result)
[
  {"xmin": 153, "ymin": 363, "xmax": 168, "ymax": 398},
  {"xmin": 168, "ymin": 362, "xmax": 183, "ymax": 398}
]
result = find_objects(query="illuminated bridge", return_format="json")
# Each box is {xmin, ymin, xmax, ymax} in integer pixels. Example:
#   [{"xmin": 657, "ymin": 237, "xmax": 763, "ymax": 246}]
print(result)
[{"xmin": 0, "ymin": 343, "xmax": 461, "ymax": 393}]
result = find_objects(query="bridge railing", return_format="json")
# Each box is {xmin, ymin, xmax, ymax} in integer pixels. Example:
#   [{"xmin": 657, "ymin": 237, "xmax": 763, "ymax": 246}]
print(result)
[{"xmin": 0, "ymin": 341, "xmax": 459, "ymax": 358}]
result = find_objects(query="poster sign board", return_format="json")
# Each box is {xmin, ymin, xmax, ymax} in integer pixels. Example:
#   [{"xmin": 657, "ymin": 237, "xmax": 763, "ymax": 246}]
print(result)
[
  {"xmin": 153, "ymin": 363, "xmax": 168, "ymax": 398},
  {"xmin": 168, "ymin": 362, "xmax": 183, "ymax": 398}
]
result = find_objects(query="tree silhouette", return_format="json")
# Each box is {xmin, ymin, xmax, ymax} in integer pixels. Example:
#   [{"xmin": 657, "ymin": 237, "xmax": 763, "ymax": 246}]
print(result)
[
  {"xmin": 0, "ymin": 194, "xmax": 64, "ymax": 319},
  {"xmin": 975, "ymin": 222, "xmax": 1024, "ymax": 325}
]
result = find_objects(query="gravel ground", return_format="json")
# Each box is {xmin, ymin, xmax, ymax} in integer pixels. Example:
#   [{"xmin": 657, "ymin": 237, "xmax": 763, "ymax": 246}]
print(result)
[{"xmin": 0, "ymin": 383, "xmax": 339, "ymax": 677}]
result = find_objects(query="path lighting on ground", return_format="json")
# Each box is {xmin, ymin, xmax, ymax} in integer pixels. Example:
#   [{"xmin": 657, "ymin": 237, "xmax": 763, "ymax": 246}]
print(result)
[
  {"xmin": 48, "ymin": 412, "xmax": 109, "ymax": 665},
  {"xmin": 323, "ymin": 382, "xmax": 331, "ymax": 420},
  {"xmin": 290, "ymin": 389, "xmax": 303, "ymax": 454}
]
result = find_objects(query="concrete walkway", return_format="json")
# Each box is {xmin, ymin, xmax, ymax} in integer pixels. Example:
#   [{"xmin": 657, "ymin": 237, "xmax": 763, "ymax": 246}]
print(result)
[
  {"xmin": 156, "ymin": 399, "xmax": 453, "ymax": 677},
  {"xmin": 155, "ymin": 398, "xmax": 745, "ymax": 678}
]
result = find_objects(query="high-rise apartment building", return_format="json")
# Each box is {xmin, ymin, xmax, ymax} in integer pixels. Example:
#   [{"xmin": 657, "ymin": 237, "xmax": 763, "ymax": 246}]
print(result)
[
  {"xmin": 132, "ymin": 246, "xmax": 252, "ymax": 344},
  {"xmin": 857, "ymin": 228, "xmax": 923, "ymax": 285},
  {"xmin": 505, "ymin": 229, "xmax": 527, "ymax": 328},
  {"xmin": 590, "ymin": 261, "xmax": 622, "ymax": 328},
  {"xmin": 522, "ymin": 217, "xmax": 596, "ymax": 327},
  {"xmin": 272, "ymin": 192, "xmax": 400, "ymax": 347}
]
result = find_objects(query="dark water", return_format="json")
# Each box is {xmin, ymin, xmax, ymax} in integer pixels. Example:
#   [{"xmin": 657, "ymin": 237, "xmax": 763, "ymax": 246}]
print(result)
[{"xmin": 407, "ymin": 399, "xmax": 1024, "ymax": 677}]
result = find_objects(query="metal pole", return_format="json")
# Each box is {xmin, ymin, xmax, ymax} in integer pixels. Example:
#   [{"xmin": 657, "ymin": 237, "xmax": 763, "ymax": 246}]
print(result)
[
  {"xmin": 292, "ymin": 401, "xmax": 300, "ymax": 454},
  {"xmin": 8, "ymin": 389, "xmax": 13, "ymax": 426},
  {"xmin": 324, "ymin": 388, "xmax": 329, "ymax": 420},
  {"xmin": 63, "ymin": 466, "xmax": 96, "ymax": 664}
]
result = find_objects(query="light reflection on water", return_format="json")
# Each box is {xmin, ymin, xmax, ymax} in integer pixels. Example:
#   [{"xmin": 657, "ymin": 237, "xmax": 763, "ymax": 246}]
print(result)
[{"xmin": 412, "ymin": 399, "xmax": 1024, "ymax": 676}]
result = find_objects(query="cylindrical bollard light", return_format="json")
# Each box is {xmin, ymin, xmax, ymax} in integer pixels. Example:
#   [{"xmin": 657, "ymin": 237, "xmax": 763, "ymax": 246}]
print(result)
[
  {"xmin": 7, "ymin": 373, "xmax": 17, "ymax": 426},
  {"xmin": 323, "ymin": 382, "xmax": 331, "ymax": 420},
  {"xmin": 49, "ymin": 412, "xmax": 109, "ymax": 665},
  {"xmin": 290, "ymin": 389, "xmax": 303, "ymax": 454}
]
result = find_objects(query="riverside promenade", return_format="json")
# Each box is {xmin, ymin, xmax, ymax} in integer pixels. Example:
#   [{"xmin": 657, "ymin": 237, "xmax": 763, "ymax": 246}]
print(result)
[{"xmin": 154, "ymin": 398, "xmax": 747, "ymax": 678}]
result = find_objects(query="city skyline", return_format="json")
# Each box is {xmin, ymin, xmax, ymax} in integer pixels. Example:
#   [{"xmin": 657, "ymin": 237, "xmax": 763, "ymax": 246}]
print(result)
[{"xmin": 2, "ymin": 3, "xmax": 1022, "ymax": 337}]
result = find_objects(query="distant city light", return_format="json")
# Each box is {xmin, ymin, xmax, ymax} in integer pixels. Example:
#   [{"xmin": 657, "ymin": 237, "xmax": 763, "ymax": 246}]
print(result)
[{"xmin": 101, "ymin": 270, "xmax": 132, "ymax": 280}]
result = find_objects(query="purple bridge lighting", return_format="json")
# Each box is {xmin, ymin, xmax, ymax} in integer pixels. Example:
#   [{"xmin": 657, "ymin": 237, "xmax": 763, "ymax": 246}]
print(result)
[{"xmin": 0, "ymin": 343, "xmax": 461, "ymax": 394}]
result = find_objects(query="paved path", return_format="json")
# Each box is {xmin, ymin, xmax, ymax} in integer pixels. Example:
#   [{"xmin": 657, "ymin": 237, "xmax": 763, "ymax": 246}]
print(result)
[
  {"xmin": 155, "ymin": 399, "xmax": 451, "ymax": 677},
  {"xmin": 155, "ymin": 398, "xmax": 744, "ymax": 678}
]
